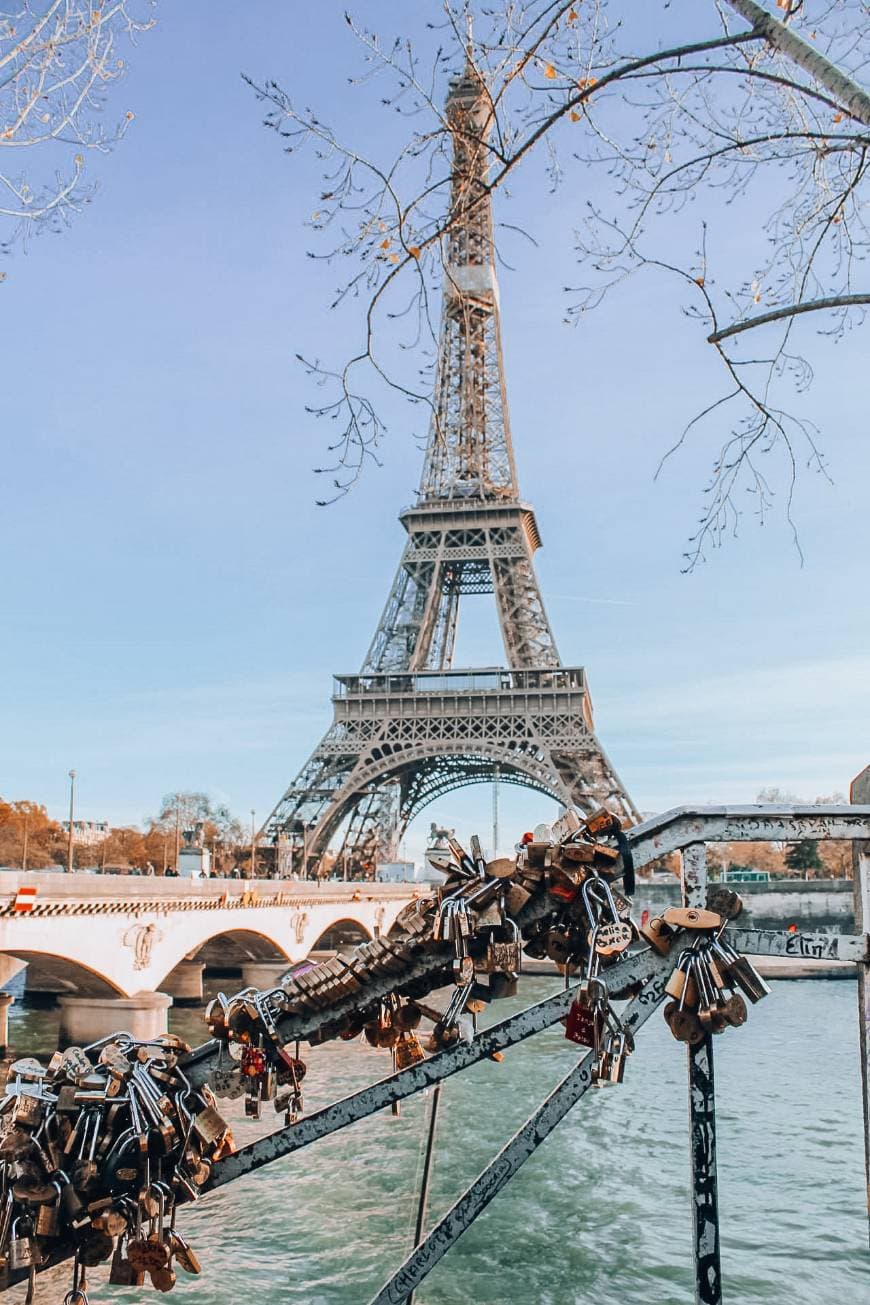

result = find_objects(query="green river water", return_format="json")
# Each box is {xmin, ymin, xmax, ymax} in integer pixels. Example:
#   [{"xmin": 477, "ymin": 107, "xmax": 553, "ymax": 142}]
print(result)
[{"xmin": 4, "ymin": 978, "xmax": 867, "ymax": 1304}]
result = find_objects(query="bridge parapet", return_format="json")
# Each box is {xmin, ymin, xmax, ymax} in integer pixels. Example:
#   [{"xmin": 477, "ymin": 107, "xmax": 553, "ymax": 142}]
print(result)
[{"xmin": 0, "ymin": 873, "xmax": 421, "ymax": 915}]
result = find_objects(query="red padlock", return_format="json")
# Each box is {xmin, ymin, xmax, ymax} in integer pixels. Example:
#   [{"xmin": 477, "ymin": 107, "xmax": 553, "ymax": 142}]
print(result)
[
  {"xmin": 564, "ymin": 998, "xmax": 596, "ymax": 1047},
  {"xmin": 239, "ymin": 1046, "xmax": 267, "ymax": 1079}
]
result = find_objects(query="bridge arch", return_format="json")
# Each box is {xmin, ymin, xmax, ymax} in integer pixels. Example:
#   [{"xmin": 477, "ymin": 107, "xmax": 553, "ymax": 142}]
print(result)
[
  {"xmin": 8, "ymin": 949, "xmax": 124, "ymax": 998},
  {"xmin": 188, "ymin": 927, "xmax": 291, "ymax": 967},
  {"xmin": 156, "ymin": 928, "xmax": 292, "ymax": 991},
  {"xmin": 308, "ymin": 917, "xmax": 373, "ymax": 952}
]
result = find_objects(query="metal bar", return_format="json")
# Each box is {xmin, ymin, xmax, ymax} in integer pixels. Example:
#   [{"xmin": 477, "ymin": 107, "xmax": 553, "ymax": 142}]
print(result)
[
  {"xmin": 627, "ymin": 805, "xmax": 870, "ymax": 872},
  {"xmin": 681, "ymin": 841, "xmax": 707, "ymax": 909},
  {"xmin": 367, "ymin": 960, "xmax": 673, "ymax": 1305},
  {"xmin": 851, "ymin": 767, "xmax": 870, "ymax": 1243},
  {"xmin": 689, "ymin": 1035, "xmax": 722, "ymax": 1305},
  {"xmin": 408, "ymin": 1082, "xmax": 442, "ymax": 1305},
  {"xmin": 208, "ymin": 946, "xmax": 667, "ymax": 1190},
  {"xmin": 183, "ymin": 948, "xmax": 456, "ymax": 1088},
  {"xmin": 185, "ymin": 891, "xmax": 557, "ymax": 1088},
  {"xmin": 730, "ymin": 927, "xmax": 867, "ymax": 963},
  {"xmin": 680, "ymin": 841, "xmax": 722, "ymax": 1305}
]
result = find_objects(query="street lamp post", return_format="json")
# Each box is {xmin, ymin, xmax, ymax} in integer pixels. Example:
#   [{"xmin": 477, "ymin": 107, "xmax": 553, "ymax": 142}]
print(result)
[
  {"xmin": 67, "ymin": 770, "xmax": 77, "ymax": 874},
  {"xmin": 21, "ymin": 811, "xmax": 29, "ymax": 872},
  {"xmin": 492, "ymin": 762, "xmax": 500, "ymax": 859},
  {"xmin": 250, "ymin": 810, "xmax": 257, "ymax": 880}
]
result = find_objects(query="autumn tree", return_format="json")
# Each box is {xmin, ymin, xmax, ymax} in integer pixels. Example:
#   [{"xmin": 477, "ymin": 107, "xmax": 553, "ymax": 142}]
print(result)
[
  {"xmin": 249, "ymin": 0, "xmax": 870, "ymax": 565},
  {"xmin": 96, "ymin": 825, "xmax": 148, "ymax": 870},
  {"xmin": 0, "ymin": 798, "xmax": 62, "ymax": 868},
  {"xmin": 0, "ymin": 2, "xmax": 155, "ymax": 262}
]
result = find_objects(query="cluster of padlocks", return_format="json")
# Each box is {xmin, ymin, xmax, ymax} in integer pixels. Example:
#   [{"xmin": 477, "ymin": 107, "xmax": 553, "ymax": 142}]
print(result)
[
  {"xmin": 204, "ymin": 807, "xmax": 643, "ymax": 1096},
  {"xmin": 642, "ymin": 889, "xmax": 771, "ymax": 1042},
  {"xmin": 204, "ymin": 807, "xmax": 771, "ymax": 1097},
  {"xmin": 0, "ymin": 1035, "xmax": 231, "ymax": 1297}
]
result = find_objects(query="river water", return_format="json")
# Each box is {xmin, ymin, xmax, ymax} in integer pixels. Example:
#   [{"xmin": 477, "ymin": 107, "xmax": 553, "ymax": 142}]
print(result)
[{"xmin": 5, "ymin": 978, "xmax": 867, "ymax": 1304}]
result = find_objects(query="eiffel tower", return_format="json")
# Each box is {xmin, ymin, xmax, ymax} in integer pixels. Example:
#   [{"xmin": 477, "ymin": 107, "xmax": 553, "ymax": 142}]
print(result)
[{"xmin": 264, "ymin": 59, "xmax": 637, "ymax": 877}]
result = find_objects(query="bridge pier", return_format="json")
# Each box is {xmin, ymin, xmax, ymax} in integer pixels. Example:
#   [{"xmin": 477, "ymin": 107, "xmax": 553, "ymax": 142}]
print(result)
[
  {"xmin": 57, "ymin": 992, "xmax": 172, "ymax": 1046},
  {"xmin": 240, "ymin": 962, "xmax": 291, "ymax": 990},
  {"xmin": 0, "ymin": 993, "xmax": 13, "ymax": 1054},
  {"xmin": 162, "ymin": 962, "xmax": 206, "ymax": 1007}
]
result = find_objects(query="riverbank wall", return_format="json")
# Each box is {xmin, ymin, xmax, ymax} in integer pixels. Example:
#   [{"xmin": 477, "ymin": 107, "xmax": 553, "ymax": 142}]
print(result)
[{"xmin": 632, "ymin": 877, "xmax": 853, "ymax": 931}]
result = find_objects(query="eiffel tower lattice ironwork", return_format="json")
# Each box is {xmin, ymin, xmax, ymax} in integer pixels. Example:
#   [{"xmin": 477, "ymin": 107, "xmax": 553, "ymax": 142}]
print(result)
[{"xmin": 264, "ymin": 60, "xmax": 638, "ymax": 876}]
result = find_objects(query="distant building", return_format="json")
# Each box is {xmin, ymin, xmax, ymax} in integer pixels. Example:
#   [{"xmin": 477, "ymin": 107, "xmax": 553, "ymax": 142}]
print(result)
[
  {"xmin": 376, "ymin": 861, "xmax": 424, "ymax": 883},
  {"xmin": 61, "ymin": 820, "xmax": 108, "ymax": 846}
]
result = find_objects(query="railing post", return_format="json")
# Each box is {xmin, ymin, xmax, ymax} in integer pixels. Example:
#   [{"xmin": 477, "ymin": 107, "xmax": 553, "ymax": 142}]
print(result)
[
  {"xmin": 681, "ymin": 841, "xmax": 708, "ymax": 912},
  {"xmin": 681, "ymin": 841, "xmax": 722, "ymax": 1305},
  {"xmin": 851, "ymin": 766, "xmax": 870, "ymax": 1243}
]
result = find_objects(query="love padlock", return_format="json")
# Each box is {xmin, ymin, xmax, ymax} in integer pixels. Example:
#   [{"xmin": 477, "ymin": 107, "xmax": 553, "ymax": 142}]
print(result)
[
  {"xmin": 564, "ymin": 998, "xmax": 597, "ymax": 1047},
  {"xmin": 593, "ymin": 921, "xmax": 633, "ymax": 957}
]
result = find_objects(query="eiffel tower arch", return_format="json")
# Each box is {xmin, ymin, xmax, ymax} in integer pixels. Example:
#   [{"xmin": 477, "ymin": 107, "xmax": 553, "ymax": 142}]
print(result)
[{"xmin": 264, "ymin": 60, "xmax": 638, "ymax": 877}]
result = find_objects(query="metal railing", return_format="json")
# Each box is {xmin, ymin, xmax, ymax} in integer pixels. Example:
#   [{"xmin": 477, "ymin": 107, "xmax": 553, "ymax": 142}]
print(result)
[
  {"xmin": 201, "ymin": 803, "xmax": 870, "ymax": 1305},
  {"xmin": 333, "ymin": 666, "xmax": 587, "ymax": 697}
]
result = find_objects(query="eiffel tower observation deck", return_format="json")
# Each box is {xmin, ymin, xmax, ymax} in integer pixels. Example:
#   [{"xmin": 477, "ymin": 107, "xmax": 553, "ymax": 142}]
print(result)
[{"xmin": 265, "ymin": 59, "xmax": 638, "ymax": 877}]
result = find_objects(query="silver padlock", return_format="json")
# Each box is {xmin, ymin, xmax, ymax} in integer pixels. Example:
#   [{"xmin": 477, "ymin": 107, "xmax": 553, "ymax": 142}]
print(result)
[
  {"xmin": 11, "ymin": 1093, "xmax": 44, "ymax": 1129},
  {"xmin": 9, "ymin": 1216, "xmax": 39, "ymax": 1271}
]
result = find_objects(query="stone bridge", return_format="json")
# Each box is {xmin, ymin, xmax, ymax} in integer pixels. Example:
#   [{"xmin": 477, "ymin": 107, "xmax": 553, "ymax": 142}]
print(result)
[{"xmin": 0, "ymin": 875, "xmax": 425, "ymax": 1044}]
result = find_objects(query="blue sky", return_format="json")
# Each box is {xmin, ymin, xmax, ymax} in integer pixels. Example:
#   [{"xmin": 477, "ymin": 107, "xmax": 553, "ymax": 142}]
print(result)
[{"xmin": 2, "ymin": 3, "xmax": 868, "ymax": 861}]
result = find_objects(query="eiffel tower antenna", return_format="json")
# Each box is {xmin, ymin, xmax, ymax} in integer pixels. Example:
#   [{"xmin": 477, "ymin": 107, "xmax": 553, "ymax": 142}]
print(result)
[{"xmin": 265, "ymin": 58, "xmax": 638, "ymax": 877}]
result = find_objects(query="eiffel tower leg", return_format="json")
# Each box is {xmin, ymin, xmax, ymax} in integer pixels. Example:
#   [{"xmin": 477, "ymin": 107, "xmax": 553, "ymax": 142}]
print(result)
[
  {"xmin": 491, "ymin": 552, "xmax": 561, "ymax": 669},
  {"xmin": 412, "ymin": 577, "xmax": 460, "ymax": 672},
  {"xmin": 363, "ymin": 557, "xmax": 435, "ymax": 673},
  {"xmin": 335, "ymin": 784, "xmax": 401, "ymax": 875},
  {"xmin": 547, "ymin": 741, "xmax": 640, "ymax": 825}
]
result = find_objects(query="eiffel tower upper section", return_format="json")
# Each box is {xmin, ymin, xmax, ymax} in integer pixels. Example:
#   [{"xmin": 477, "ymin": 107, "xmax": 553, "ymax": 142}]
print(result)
[{"xmin": 361, "ymin": 59, "xmax": 560, "ymax": 677}]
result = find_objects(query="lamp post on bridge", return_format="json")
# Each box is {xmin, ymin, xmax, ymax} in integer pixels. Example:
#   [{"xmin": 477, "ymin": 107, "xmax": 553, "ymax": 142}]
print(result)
[
  {"xmin": 250, "ymin": 810, "xmax": 257, "ymax": 880},
  {"xmin": 67, "ymin": 769, "xmax": 76, "ymax": 874},
  {"xmin": 21, "ymin": 810, "xmax": 29, "ymax": 873}
]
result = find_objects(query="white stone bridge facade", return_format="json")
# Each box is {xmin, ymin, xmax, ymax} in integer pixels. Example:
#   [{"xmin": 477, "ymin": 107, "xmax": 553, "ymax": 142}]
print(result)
[{"xmin": 0, "ymin": 875, "xmax": 425, "ymax": 1044}]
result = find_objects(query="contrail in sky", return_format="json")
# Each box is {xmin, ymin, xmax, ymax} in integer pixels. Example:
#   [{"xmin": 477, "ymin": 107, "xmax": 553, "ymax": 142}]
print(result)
[{"xmin": 548, "ymin": 592, "xmax": 638, "ymax": 606}]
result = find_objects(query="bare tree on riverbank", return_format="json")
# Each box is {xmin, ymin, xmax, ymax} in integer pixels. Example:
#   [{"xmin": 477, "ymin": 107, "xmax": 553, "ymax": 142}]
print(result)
[
  {"xmin": 0, "ymin": 1, "xmax": 155, "ymax": 259},
  {"xmin": 248, "ymin": 0, "xmax": 870, "ymax": 566},
  {"xmin": 148, "ymin": 792, "xmax": 244, "ymax": 874}
]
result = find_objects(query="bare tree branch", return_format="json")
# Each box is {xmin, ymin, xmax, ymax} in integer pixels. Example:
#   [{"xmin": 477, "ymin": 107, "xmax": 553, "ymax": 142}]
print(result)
[
  {"xmin": 709, "ymin": 290, "xmax": 870, "ymax": 340},
  {"xmin": 0, "ymin": 1, "xmax": 155, "ymax": 258},
  {"xmin": 723, "ymin": 0, "xmax": 870, "ymax": 124},
  {"xmin": 251, "ymin": 1, "xmax": 870, "ymax": 566}
]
